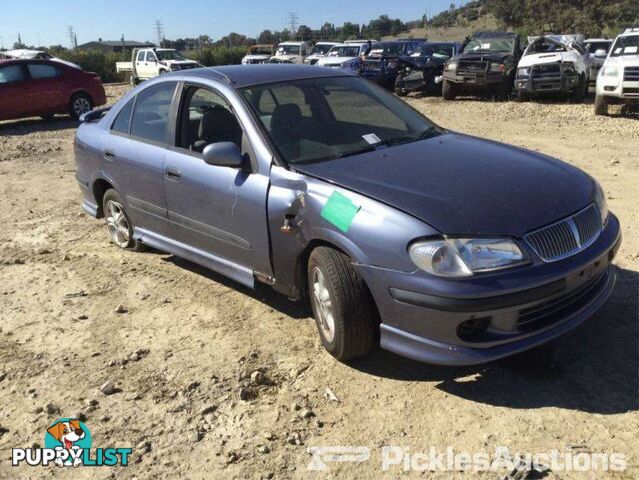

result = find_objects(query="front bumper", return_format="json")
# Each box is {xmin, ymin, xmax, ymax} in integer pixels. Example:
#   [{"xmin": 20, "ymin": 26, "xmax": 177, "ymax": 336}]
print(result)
[
  {"xmin": 442, "ymin": 71, "xmax": 506, "ymax": 87},
  {"xmin": 515, "ymin": 65, "xmax": 579, "ymax": 94},
  {"xmin": 356, "ymin": 214, "xmax": 621, "ymax": 365}
]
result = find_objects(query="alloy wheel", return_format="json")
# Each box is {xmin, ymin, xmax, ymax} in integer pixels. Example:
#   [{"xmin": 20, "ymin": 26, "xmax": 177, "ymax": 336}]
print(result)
[
  {"xmin": 312, "ymin": 267, "xmax": 335, "ymax": 342},
  {"xmin": 105, "ymin": 200, "xmax": 131, "ymax": 248}
]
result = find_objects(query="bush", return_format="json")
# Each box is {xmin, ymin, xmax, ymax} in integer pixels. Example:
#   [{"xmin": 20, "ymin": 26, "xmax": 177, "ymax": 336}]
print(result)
[{"xmin": 45, "ymin": 46, "xmax": 247, "ymax": 84}]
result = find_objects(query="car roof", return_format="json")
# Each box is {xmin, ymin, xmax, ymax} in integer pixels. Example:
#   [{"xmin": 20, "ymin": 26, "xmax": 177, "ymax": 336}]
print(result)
[{"xmin": 178, "ymin": 64, "xmax": 352, "ymax": 88}]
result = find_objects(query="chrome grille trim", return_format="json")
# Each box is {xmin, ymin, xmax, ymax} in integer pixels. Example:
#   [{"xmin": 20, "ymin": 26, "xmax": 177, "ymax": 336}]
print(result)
[{"xmin": 525, "ymin": 204, "xmax": 602, "ymax": 262}]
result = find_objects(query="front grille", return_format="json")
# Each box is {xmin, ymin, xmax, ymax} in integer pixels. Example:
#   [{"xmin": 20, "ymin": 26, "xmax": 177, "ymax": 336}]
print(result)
[
  {"xmin": 532, "ymin": 63, "xmax": 561, "ymax": 79},
  {"xmin": 458, "ymin": 60, "xmax": 487, "ymax": 75},
  {"xmin": 525, "ymin": 204, "xmax": 602, "ymax": 262},
  {"xmin": 623, "ymin": 87, "xmax": 639, "ymax": 95},
  {"xmin": 623, "ymin": 66, "xmax": 639, "ymax": 81}
]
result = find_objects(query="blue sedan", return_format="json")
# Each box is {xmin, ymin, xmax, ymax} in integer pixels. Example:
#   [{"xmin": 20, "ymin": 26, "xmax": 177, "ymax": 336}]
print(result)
[{"xmin": 75, "ymin": 65, "xmax": 620, "ymax": 365}]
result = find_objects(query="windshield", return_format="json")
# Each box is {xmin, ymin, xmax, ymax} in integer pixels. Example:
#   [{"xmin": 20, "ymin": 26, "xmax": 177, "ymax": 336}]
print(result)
[
  {"xmin": 610, "ymin": 35, "xmax": 639, "ymax": 56},
  {"xmin": 156, "ymin": 50, "xmax": 185, "ymax": 61},
  {"xmin": 586, "ymin": 41, "xmax": 611, "ymax": 53},
  {"xmin": 277, "ymin": 45, "xmax": 301, "ymax": 55},
  {"xmin": 312, "ymin": 44, "xmax": 335, "ymax": 55},
  {"xmin": 328, "ymin": 46, "xmax": 360, "ymax": 57},
  {"xmin": 413, "ymin": 44, "xmax": 454, "ymax": 58},
  {"xmin": 249, "ymin": 46, "xmax": 273, "ymax": 55},
  {"xmin": 464, "ymin": 38, "xmax": 514, "ymax": 53},
  {"xmin": 525, "ymin": 38, "xmax": 566, "ymax": 55},
  {"xmin": 240, "ymin": 76, "xmax": 441, "ymax": 166},
  {"xmin": 369, "ymin": 43, "xmax": 407, "ymax": 56}
]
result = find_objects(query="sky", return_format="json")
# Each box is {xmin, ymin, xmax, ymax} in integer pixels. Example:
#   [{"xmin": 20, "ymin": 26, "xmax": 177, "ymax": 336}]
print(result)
[{"xmin": 0, "ymin": 0, "xmax": 463, "ymax": 48}]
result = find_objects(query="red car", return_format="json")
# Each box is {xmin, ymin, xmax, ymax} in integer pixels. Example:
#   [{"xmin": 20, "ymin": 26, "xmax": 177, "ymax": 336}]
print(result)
[{"xmin": 0, "ymin": 59, "xmax": 106, "ymax": 121}]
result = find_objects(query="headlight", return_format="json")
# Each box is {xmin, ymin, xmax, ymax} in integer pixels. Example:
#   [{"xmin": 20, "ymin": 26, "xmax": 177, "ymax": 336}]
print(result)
[
  {"xmin": 602, "ymin": 66, "xmax": 619, "ymax": 77},
  {"xmin": 594, "ymin": 182, "xmax": 609, "ymax": 224},
  {"xmin": 409, "ymin": 238, "xmax": 528, "ymax": 277},
  {"xmin": 517, "ymin": 67, "xmax": 530, "ymax": 77},
  {"xmin": 446, "ymin": 61, "xmax": 457, "ymax": 71},
  {"xmin": 490, "ymin": 62, "xmax": 506, "ymax": 73}
]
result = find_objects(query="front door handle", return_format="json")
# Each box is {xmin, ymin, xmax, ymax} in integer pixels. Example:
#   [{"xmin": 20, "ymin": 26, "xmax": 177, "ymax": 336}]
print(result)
[
  {"xmin": 166, "ymin": 167, "xmax": 182, "ymax": 181},
  {"xmin": 104, "ymin": 151, "xmax": 116, "ymax": 161}
]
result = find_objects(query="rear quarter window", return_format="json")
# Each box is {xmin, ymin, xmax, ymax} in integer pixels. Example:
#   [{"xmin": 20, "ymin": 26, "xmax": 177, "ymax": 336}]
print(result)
[{"xmin": 111, "ymin": 97, "xmax": 135, "ymax": 134}]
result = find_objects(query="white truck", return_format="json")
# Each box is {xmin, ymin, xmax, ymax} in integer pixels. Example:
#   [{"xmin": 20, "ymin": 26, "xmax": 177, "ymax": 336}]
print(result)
[
  {"xmin": 269, "ymin": 41, "xmax": 309, "ymax": 64},
  {"xmin": 515, "ymin": 34, "xmax": 590, "ymax": 101},
  {"xmin": 304, "ymin": 42, "xmax": 340, "ymax": 65},
  {"xmin": 116, "ymin": 48, "xmax": 200, "ymax": 85},
  {"xmin": 317, "ymin": 42, "xmax": 370, "ymax": 73},
  {"xmin": 595, "ymin": 28, "xmax": 639, "ymax": 115}
]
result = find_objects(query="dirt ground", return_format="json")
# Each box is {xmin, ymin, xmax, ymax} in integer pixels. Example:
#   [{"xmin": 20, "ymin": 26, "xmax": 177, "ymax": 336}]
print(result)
[{"xmin": 0, "ymin": 84, "xmax": 638, "ymax": 480}]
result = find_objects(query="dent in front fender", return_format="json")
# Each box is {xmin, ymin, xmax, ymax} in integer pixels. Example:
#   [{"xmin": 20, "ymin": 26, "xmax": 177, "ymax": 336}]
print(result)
[{"xmin": 267, "ymin": 165, "xmax": 438, "ymax": 298}]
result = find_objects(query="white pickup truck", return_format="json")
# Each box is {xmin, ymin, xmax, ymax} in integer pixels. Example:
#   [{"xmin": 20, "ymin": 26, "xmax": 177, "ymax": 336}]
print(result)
[{"xmin": 116, "ymin": 48, "xmax": 200, "ymax": 84}]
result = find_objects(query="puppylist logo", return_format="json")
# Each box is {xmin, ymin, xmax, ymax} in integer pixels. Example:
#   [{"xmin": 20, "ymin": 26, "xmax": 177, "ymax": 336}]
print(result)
[{"xmin": 12, "ymin": 418, "xmax": 132, "ymax": 468}]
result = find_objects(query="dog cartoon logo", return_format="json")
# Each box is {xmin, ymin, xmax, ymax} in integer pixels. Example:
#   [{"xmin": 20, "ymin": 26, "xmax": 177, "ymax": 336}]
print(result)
[{"xmin": 44, "ymin": 418, "xmax": 92, "ymax": 467}]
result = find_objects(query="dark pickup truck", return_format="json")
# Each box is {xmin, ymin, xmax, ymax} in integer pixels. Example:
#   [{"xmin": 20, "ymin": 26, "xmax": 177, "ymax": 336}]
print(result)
[
  {"xmin": 395, "ymin": 42, "xmax": 462, "ymax": 96},
  {"xmin": 359, "ymin": 40, "xmax": 423, "ymax": 89},
  {"xmin": 441, "ymin": 32, "xmax": 523, "ymax": 99}
]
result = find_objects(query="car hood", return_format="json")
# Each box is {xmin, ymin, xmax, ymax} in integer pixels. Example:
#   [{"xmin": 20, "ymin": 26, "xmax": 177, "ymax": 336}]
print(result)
[
  {"xmin": 458, "ymin": 51, "xmax": 512, "ymax": 63},
  {"xmin": 518, "ymin": 51, "xmax": 579, "ymax": 67},
  {"xmin": 319, "ymin": 56, "xmax": 357, "ymax": 65},
  {"xmin": 271, "ymin": 54, "xmax": 300, "ymax": 62},
  {"xmin": 293, "ymin": 133, "xmax": 594, "ymax": 237},
  {"xmin": 161, "ymin": 59, "xmax": 198, "ymax": 65},
  {"xmin": 604, "ymin": 55, "xmax": 639, "ymax": 67},
  {"xmin": 244, "ymin": 54, "xmax": 271, "ymax": 60}
]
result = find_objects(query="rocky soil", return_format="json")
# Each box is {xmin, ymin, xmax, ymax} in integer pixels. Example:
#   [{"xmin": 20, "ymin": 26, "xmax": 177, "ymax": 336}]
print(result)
[{"xmin": 0, "ymin": 84, "xmax": 637, "ymax": 479}]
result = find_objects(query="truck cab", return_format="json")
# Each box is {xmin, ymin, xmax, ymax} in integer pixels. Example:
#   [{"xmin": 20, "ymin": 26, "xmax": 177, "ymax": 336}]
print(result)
[
  {"xmin": 117, "ymin": 48, "xmax": 199, "ymax": 84},
  {"xmin": 515, "ymin": 35, "xmax": 589, "ymax": 101},
  {"xmin": 441, "ymin": 31, "xmax": 523, "ymax": 100},
  {"xmin": 595, "ymin": 28, "xmax": 639, "ymax": 115},
  {"xmin": 269, "ymin": 42, "xmax": 309, "ymax": 64}
]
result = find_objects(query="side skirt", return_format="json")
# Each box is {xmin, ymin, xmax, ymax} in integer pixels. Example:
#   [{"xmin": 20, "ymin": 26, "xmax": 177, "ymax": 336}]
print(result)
[{"xmin": 134, "ymin": 227, "xmax": 255, "ymax": 289}]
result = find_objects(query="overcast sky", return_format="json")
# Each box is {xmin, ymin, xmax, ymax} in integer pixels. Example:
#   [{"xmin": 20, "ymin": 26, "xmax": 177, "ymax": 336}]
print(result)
[{"xmin": 0, "ymin": 0, "xmax": 466, "ymax": 48}]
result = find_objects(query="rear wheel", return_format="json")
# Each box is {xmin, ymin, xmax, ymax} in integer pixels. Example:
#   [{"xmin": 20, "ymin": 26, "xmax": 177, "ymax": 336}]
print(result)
[
  {"xmin": 307, "ymin": 247, "xmax": 378, "ymax": 361},
  {"xmin": 102, "ymin": 189, "xmax": 143, "ymax": 251},
  {"xmin": 442, "ymin": 79, "xmax": 456, "ymax": 100},
  {"xmin": 594, "ymin": 94, "xmax": 608, "ymax": 116},
  {"xmin": 68, "ymin": 92, "xmax": 92, "ymax": 120}
]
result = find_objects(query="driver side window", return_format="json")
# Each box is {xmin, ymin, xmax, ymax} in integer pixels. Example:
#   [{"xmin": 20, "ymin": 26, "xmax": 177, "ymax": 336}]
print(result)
[{"xmin": 177, "ymin": 86, "xmax": 243, "ymax": 153}]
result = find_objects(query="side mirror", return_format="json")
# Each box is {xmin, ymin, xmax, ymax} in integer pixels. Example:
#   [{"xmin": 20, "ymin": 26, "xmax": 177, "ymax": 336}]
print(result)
[
  {"xmin": 203, "ymin": 142, "xmax": 244, "ymax": 168},
  {"xmin": 594, "ymin": 49, "xmax": 607, "ymax": 59}
]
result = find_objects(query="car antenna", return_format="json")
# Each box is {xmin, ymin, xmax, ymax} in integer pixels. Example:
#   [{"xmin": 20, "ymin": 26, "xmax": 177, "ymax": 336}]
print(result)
[{"xmin": 208, "ymin": 68, "xmax": 234, "ymax": 85}]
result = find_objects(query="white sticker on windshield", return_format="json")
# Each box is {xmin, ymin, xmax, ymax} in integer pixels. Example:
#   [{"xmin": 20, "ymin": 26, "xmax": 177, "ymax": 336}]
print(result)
[
  {"xmin": 625, "ymin": 46, "xmax": 638, "ymax": 53},
  {"xmin": 362, "ymin": 133, "xmax": 382, "ymax": 145},
  {"xmin": 481, "ymin": 43, "xmax": 491, "ymax": 49}
]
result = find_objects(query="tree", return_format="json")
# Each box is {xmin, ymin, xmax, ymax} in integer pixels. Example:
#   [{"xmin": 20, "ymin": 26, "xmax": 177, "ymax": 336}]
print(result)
[
  {"xmin": 297, "ymin": 25, "xmax": 312, "ymax": 40},
  {"xmin": 258, "ymin": 30, "xmax": 276, "ymax": 44}
]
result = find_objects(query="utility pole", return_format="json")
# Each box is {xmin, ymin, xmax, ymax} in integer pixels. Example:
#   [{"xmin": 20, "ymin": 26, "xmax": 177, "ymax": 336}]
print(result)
[
  {"xmin": 287, "ymin": 12, "xmax": 299, "ymax": 39},
  {"xmin": 154, "ymin": 20, "xmax": 164, "ymax": 47},
  {"xmin": 67, "ymin": 26, "xmax": 75, "ymax": 50},
  {"xmin": 18, "ymin": 33, "xmax": 23, "ymax": 48}
]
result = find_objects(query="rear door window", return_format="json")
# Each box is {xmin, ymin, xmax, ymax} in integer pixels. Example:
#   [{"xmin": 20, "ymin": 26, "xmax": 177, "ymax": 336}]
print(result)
[
  {"xmin": 129, "ymin": 82, "xmax": 177, "ymax": 144},
  {"xmin": 0, "ymin": 65, "xmax": 25, "ymax": 84},
  {"xmin": 27, "ymin": 64, "xmax": 61, "ymax": 79}
]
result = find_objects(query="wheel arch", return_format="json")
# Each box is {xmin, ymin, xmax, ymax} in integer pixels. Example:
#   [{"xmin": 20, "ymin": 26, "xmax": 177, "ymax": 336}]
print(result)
[{"xmin": 92, "ymin": 177, "xmax": 115, "ymax": 218}]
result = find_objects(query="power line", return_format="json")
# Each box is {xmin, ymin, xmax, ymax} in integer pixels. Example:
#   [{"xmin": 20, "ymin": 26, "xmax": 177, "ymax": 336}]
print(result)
[
  {"xmin": 287, "ymin": 12, "xmax": 299, "ymax": 38},
  {"xmin": 154, "ymin": 19, "xmax": 164, "ymax": 47}
]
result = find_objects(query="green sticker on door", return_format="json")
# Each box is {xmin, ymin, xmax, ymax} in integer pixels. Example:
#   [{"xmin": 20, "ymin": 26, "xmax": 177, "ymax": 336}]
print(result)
[{"xmin": 320, "ymin": 191, "xmax": 361, "ymax": 233}]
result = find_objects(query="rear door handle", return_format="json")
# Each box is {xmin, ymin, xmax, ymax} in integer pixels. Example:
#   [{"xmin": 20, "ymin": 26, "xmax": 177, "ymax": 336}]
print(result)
[
  {"xmin": 104, "ymin": 151, "xmax": 116, "ymax": 161},
  {"xmin": 166, "ymin": 167, "xmax": 182, "ymax": 181}
]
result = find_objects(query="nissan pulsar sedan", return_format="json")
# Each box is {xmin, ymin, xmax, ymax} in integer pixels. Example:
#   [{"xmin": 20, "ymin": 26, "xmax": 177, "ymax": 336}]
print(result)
[{"xmin": 75, "ymin": 65, "xmax": 620, "ymax": 365}]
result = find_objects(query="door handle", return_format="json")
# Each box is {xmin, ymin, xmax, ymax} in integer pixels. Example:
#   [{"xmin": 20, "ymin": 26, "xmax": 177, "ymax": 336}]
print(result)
[
  {"xmin": 165, "ymin": 167, "xmax": 182, "ymax": 181},
  {"xmin": 104, "ymin": 151, "xmax": 116, "ymax": 161}
]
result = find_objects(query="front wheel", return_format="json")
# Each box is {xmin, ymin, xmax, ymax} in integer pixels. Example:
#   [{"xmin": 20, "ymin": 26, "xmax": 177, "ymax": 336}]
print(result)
[
  {"xmin": 68, "ymin": 92, "xmax": 93, "ymax": 120},
  {"xmin": 307, "ymin": 247, "xmax": 378, "ymax": 361},
  {"xmin": 572, "ymin": 74, "xmax": 587, "ymax": 103},
  {"xmin": 102, "ymin": 189, "xmax": 142, "ymax": 251},
  {"xmin": 442, "ymin": 79, "xmax": 456, "ymax": 100}
]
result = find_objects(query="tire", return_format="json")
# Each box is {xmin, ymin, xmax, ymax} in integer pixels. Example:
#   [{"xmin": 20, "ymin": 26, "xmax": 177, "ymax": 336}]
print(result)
[
  {"xmin": 572, "ymin": 74, "xmax": 587, "ymax": 103},
  {"xmin": 307, "ymin": 247, "xmax": 378, "ymax": 361},
  {"xmin": 68, "ymin": 92, "xmax": 93, "ymax": 120},
  {"xmin": 102, "ymin": 189, "xmax": 143, "ymax": 251},
  {"xmin": 442, "ymin": 79, "xmax": 456, "ymax": 100},
  {"xmin": 516, "ymin": 91, "xmax": 528, "ymax": 102},
  {"xmin": 395, "ymin": 87, "xmax": 407, "ymax": 97},
  {"xmin": 594, "ymin": 94, "xmax": 608, "ymax": 116}
]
